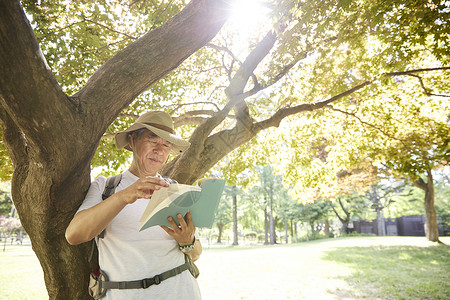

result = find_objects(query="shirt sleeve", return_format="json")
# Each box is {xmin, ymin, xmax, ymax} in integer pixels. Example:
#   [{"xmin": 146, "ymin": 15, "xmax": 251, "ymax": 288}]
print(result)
[{"xmin": 76, "ymin": 176, "xmax": 107, "ymax": 214}]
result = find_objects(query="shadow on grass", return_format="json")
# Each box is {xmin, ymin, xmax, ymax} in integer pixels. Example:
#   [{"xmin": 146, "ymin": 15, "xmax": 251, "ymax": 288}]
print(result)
[{"xmin": 322, "ymin": 244, "xmax": 450, "ymax": 299}]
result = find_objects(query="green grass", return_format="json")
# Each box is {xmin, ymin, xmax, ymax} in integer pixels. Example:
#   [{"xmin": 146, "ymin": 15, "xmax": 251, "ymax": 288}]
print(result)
[
  {"xmin": 0, "ymin": 237, "xmax": 449, "ymax": 299},
  {"xmin": 0, "ymin": 243, "xmax": 46, "ymax": 300},
  {"xmin": 321, "ymin": 239, "xmax": 450, "ymax": 299}
]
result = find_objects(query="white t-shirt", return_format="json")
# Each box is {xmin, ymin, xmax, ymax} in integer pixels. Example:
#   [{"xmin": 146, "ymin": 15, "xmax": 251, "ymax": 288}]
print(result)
[{"xmin": 77, "ymin": 170, "xmax": 201, "ymax": 299}]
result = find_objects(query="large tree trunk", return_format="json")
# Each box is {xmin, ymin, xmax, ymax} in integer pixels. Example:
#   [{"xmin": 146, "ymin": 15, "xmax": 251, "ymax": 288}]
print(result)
[
  {"xmin": 414, "ymin": 169, "xmax": 439, "ymax": 242},
  {"xmin": 232, "ymin": 191, "xmax": 238, "ymax": 245},
  {"xmin": 376, "ymin": 209, "xmax": 386, "ymax": 236},
  {"xmin": 0, "ymin": 0, "xmax": 229, "ymax": 298}
]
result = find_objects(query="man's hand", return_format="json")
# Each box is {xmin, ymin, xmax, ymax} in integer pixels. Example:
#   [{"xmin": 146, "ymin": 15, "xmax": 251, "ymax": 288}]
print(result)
[
  {"xmin": 119, "ymin": 176, "xmax": 169, "ymax": 204},
  {"xmin": 160, "ymin": 210, "xmax": 195, "ymax": 245}
]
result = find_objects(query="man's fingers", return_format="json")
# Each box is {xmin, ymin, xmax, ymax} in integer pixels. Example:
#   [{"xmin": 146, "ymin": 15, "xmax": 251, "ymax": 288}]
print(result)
[
  {"xmin": 133, "ymin": 176, "xmax": 169, "ymax": 198},
  {"xmin": 167, "ymin": 216, "xmax": 181, "ymax": 231},
  {"xmin": 177, "ymin": 213, "xmax": 188, "ymax": 228},
  {"xmin": 142, "ymin": 176, "xmax": 169, "ymax": 187},
  {"xmin": 185, "ymin": 210, "xmax": 193, "ymax": 225}
]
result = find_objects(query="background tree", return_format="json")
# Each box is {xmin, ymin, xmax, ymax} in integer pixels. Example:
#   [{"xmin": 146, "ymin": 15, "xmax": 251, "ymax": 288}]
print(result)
[
  {"xmin": 0, "ymin": 129, "xmax": 13, "ymax": 180},
  {"xmin": 432, "ymin": 171, "xmax": 450, "ymax": 235},
  {"xmin": 251, "ymin": 165, "xmax": 289, "ymax": 244},
  {"xmin": 298, "ymin": 200, "xmax": 333, "ymax": 238},
  {"xmin": 277, "ymin": 186, "xmax": 297, "ymax": 243},
  {"xmin": 215, "ymin": 185, "xmax": 236, "ymax": 244},
  {"xmin": 331, "ymin": 193, "xmax": 371, "ymax": 234},
  {"xmin": 240, "ymin": 182, "xmax": 268, "ymax": 242},
  {"xmin": 0, "ymin": 187, "xmax": 13, "ymax": 216},
  {"xmin": 365, "ymin": 182, "xmax": 407, "ymax": 236},
  {"xmin": 230, "ymin": 185, "xmax": 240, "ymax": 245}
]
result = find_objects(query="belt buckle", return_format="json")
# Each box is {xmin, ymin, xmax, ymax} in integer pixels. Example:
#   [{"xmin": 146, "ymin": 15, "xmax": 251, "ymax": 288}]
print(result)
[
  {"xmin": 142, "ymin": 278, "xmax": 151, "ymax": 289},
  {"xmin": 142, "ymin": 275, "xmax": 161, "ymax": 289}
]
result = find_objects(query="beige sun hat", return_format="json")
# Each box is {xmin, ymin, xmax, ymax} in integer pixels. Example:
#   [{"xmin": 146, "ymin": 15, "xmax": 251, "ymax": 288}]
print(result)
[{"xmin": 115, "ymin": 111, "xmax": 190, "ymax": 154}]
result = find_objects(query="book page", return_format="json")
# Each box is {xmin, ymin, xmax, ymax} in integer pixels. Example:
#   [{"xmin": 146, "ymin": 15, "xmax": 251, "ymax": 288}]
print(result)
[
  {"xmin": 139, "ymin": 178, "xmax": 226, "ymax": 230},
  {"xmin": 139, "ymin": 184, "xmax": 201, "ymax": 222}
]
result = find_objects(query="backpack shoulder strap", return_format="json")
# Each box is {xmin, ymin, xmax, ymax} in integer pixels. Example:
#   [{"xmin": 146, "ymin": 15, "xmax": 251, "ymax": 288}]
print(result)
[
  {"xmin": 89, "ymin": 174, "xmax": 123, "ymax": 262},
  {"xmin": 98, "ymin": 174, "xmax": 122, "ymax": 240},
  {"xmin": 102, "ymin": 174, "xmax": 123, "ymax": 200}
]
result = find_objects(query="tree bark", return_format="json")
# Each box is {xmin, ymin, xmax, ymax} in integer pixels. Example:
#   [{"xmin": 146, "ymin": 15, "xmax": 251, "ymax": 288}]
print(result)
[
  {"xmin": 232, "ymin": 191, "xmax": 238, "ymax": 245},
  {"xmin": 413, "ymin": 169, "xmax": 440, "ymax": 242},
  {"xmin": 217, "ymin": 223, "xmax": 224, "ymax": 243},
  {"xmin": 273, "ymin": 216, "xmax": 279, "ymax": 244},
  {"xmin": 324, "ymin": 219, "xmax": 330, "ymax": 236},
  {"xmin": 284, "ymin": 218, "xmax": 288, "ymax": 244},
  {"xmin": 0, "ymin": 0, "xmax": 230, "ymax": 298},
  {"xmin": 269, "ymin": 195, "xmax": 275, "ymax": 245},
  {"xmin": 290, "ymin": 219, "xmax": 294, "ymax": 238},
  {"xmin": 264, "ymin": 206, "xmax": 269, "ymax": 245},
  {"xmin": 332, "ymin": 198, "xmax": 350, "ymax": 234},
  {"xmin": 376, "ymin": 209, "xmax": 386, "ymax": 236}
]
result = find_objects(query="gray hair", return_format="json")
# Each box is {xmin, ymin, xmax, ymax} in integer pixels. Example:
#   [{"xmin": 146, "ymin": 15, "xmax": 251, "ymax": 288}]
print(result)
[{"xmin": 130, "ymin": 128, "xmax": 148, "ymax": 140}]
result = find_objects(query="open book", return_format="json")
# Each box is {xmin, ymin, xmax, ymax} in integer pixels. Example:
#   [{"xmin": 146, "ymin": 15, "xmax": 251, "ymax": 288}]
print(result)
[{"xmin": 139, "ymin": 178, "xmax": 226, "ymax": 231}]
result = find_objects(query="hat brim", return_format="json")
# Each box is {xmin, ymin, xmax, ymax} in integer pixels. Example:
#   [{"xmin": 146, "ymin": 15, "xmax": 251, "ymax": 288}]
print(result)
[{"xmin": 115, "ymin": 123, "xmax": 190, "ymax": 154}]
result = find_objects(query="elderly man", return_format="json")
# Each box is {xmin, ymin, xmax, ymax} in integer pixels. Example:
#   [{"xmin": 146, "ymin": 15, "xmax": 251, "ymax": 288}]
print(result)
[{"xmin": 66, "ymin": 111, "xmax": 202, "ymax": 299}]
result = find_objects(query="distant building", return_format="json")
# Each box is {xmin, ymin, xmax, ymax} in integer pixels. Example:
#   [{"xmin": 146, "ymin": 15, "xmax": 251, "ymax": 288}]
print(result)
[{"xmin": 352, "ymin": 215, "xmax": 446, "ymax": 236}]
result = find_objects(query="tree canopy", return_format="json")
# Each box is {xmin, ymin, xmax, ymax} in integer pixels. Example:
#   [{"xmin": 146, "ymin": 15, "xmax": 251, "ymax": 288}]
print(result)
[{"xmin": 0, "ymin": 0, "xmax": 449, "ymax": 297}]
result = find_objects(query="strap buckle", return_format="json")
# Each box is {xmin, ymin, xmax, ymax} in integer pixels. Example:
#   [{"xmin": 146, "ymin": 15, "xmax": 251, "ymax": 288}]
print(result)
[{"xmin": 142, "ymin": 275, "xmax": 161, "ymax": 289}]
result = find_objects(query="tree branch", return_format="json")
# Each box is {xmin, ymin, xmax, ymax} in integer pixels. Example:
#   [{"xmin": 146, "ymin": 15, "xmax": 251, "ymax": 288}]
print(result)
[
  {"xmin": 174, "ymin": 116, "xmax": 210, "ymax": 127},
  {"xmin": 384, "ymin": 67, "xmax": 450, "ymax": 97},
  {"xmin": 256, "ymin": 80, "xmax": 372, "ymax": 130},
  {"xmin": 0, "ymin": 0, "xmax": 75, "ymax": 155},
  {"xmin": 409, "ymin": 74, "xmax": 450, "ymax": 98},
  {"xmin": 331, "ymin": 198, "xmax": 349, "ymax": 224},
  {"xmin": 225, "ymin": 30, "xmax": 278, "ymax": 101},
  {"xmin": 327, "ymin": 106, "xmax": 408, "ymax": 143},
  {"xmin": 384, "ymin": 66, "xmax": 450, "ymax": 76},
  {"xmin": 83, "ymin": 18, "xmax": 137, "ymax": 40},
  {"xmin": 413, "ymin": 176, "xmax": 427, "ymax": 191},
  {"xmin": 244, "ymin": 36, "xmax": 338, "ymax": 98},
  {"xmin": 82, "ymin": 37, "xmax": 134, "ymax": 54},
  {"xmin": 173, "ymin": 110, "xmax": 219, "ymax": 127},
  {"xmin": 74, "ymin": 0, "xmax": 233, "ymax": 134},
  {"xmin": 191, "ymin": 30, "xmax": 281, "ymax": 151},
  {"xmin": 178, "ymin": 65, "xmax": 223, "ymax": 74},
  {"xmin": 149, "ymin": 0, "xmax": 176, "ymax": 30},
  {"xmin": 206, "ymin": 43, "xmax": 242, "ymax": 65},
  {"xmin": 42, "ymin": 18, "xmax": 138, "ymax": 41},
  {"xmin": 178, "ymin": 109, "xmax": 217, "ymax": 117},
  {"xmin": 170, "ymin": 100, "xmax": 222, "ymax": 114}
]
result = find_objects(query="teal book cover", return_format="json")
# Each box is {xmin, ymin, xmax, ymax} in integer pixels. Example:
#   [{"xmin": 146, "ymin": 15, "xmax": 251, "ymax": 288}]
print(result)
[{"xmin": 139, "ymin": 178, "xmax": 226, "ymax": 231}]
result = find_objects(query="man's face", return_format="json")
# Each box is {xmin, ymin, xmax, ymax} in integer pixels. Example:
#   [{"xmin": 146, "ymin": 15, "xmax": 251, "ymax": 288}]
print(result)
[{"xmin": 131, "ymin": 129, "xmax": 172, "ymax": 176}]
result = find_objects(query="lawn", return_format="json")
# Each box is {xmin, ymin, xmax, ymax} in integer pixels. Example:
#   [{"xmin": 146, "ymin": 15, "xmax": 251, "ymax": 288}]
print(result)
[{"xmin": 0, "ymin": 236, "xmax": 449, "ymax": 299}]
